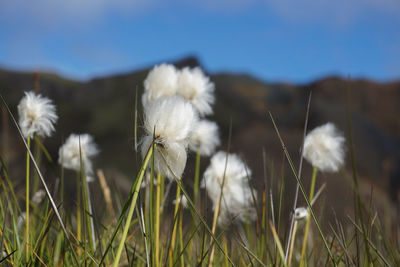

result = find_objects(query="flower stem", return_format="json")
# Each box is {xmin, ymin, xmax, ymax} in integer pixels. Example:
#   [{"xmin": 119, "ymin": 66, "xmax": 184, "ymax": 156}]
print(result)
[
  {"xmin": 76, "ymin": 171, "xmax": 82, "ymax": 254},
  {"xmin": 25, "ymin": 136, "xmax": 31, "ymax": 263},
  {"xmin": 288, "ymin": 220, "xmax": 298, "ymax": 266},
  {"xmin": 193, "ymin": 150, "xmax": 201, "ymax": 205},
  {"xmin": 169, "ymin": 185, "xmax": 181, "ymax": 267},
  {"xmin": 299, "ymin": 166, "xmax": 317, "ymax": 266},
  {"xmin": 112, "ymin": 144, "xmax": 154, "ymax": 267},
  {"xmin": 208, "ymin": 191, "xmax": 222, "ymax": 267},
  {"xmin": 179, "ymin": 205, "xmax": 184, "ymax": 267},
  {"xmin": 155, "ymin": 173, "xmax": 161, "ymax": 267}
]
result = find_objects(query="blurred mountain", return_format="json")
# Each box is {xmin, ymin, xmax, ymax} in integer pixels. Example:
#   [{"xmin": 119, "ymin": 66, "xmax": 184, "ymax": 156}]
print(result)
[{"xmin": 1, "ymin": 56, "xmax": 399, "ymax": 221}]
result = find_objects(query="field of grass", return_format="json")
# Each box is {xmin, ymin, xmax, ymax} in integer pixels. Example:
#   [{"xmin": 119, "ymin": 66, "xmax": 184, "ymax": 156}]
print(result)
[{"xmin": 0, "ymin": 80, "xmax": 399, "ymax": 267}]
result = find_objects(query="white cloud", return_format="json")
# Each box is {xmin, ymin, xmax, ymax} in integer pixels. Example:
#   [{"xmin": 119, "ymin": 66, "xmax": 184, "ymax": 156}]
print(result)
[{"xmin": 0, "ymin": 0, "xmax": 157, "ymax": 28}]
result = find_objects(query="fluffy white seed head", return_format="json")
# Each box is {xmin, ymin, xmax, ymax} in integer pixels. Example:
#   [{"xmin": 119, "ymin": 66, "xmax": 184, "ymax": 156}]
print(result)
[
  {"xmin": 58, "ymin": 134, "xmax": 99, "ymax": 181},
  {"xmin": 201, "ymin": 151, "xmax": 257, "ymax": 226},
  {"xmin": 303, "ymin": 122, "xmax": 345, "ymax": 172},
  {"xmin": 17, "ymin": 91, "xmax": 58, "ymax": 139},
  {"xmin": 189, "ymin": 120, "xmax": 220, "ymax": 156},
  {"xmin": 294, "ymin": 207, "xmax": 309, "ymax": 221},
  {"xmin": 177, "ymin": 67, "xmax": 215, "ymax": 116},
  {"xmin": 141, "ymin": 96, "xmax": 196, "ymax": 180},
  {"xmin": 142, "ymin": 64, "xmax": 179, "ymax": 107}
]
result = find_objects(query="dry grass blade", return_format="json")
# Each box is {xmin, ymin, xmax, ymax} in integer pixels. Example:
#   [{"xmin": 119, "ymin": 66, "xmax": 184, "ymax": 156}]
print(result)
[{"xmin": 269, "ymin": 221, "xmax": 287, "ymax": 267}]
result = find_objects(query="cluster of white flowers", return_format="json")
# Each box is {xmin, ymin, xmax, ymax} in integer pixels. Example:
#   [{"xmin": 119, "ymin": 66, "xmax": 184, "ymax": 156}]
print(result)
[
  {"xmin": 140, "ymin": 64, "xmax": 220, "ymax": 180},
  {"xmin": 303, "ymin": 122, "xmax": 345, "ymax": 172},
  {"xmin": 142, "ymin": 64, "xmax": 215, "ymax": 116},
  {"xmin": 17, "ymin": 91, "xmax": 58, "ymax": 139},
  {"xmin": 201, "ymin": 151, "xmax": 257, "ymax": 226},
  {"xmin": 58, "ymin": 134, "xmax": 99, "ymax": 181}
]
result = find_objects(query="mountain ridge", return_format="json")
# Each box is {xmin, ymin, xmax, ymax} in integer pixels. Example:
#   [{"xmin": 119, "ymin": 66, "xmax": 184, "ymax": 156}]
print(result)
[{"xmin": 1, "ymin": 56, "xmax": 399, "ymax": 221}]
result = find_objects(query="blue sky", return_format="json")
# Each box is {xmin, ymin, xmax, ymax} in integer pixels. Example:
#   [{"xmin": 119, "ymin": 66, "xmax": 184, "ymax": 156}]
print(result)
[{"xmin": 0, "ymin": 0, "xmax": 399, "ymax": 83}]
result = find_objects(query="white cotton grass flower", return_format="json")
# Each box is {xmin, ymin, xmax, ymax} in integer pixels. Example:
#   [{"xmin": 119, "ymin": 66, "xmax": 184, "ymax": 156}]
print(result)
[
  {"xmin": 201, "ymin": 151, "xmax": 257, "ymax": 226},
  {"xmin": 140, "ymin": 96, "xmax": 196, "ymax": 180},
  {"xmin": 172, "ymin": 195, "xmax": 188, "ymax": 209},
  {"xmin": 32, "ymin": 189, "xmax": 46, "ymax": 204},
  {"xmin": 17, "ymin": 91, "xmax": 58, "ymax": 139},
  {"xmin": 294, "ymin": 207, "xmax": 309, "ymax": 221},
  {"xmin": 189, "ymin": 120, "xmax": 220, "ymax": 156},
  {"xmin": 142, "ymin": 63, "xmax": 179, "ymax": 107},
  {"xmin": 177, "ymin": 67, "xmax": 215, "ymax": 116},
  {"xmin": 58, "ymin": 134, "xmax": 99, "ymax": 182},
  {"xmin": 303, "ymin": 122, "xmax": 345, "ymax": 172}
]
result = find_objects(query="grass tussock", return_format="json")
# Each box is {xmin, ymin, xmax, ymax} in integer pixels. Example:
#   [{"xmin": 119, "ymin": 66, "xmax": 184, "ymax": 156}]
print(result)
[{"xmin": 0, "ymin": 70, "xmax": 399, "ymax": 267}]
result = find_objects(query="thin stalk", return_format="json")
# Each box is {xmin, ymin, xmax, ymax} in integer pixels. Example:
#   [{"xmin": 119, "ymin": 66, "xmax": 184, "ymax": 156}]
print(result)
[
  {"xmin": 208, "ymin": 193, "xmax": 222, "ymax": 267},
  {"xmin": 82, "ymin": 172, "xmax": 96, "ymax": 253},
  {"xmin": 25, "ymin": 136, "xmax": 31, "ymax": 263},
  {"xmin": 288, "ymin": 220, "xmax": 298, "ymax": 266},
  {"xmin": 193, "ymin": 150, "xmax": 201, "ymax": 205},
  {"xmin": 285, "ymin": 92, "xmax": 311, "ymax": 262},
  {"xmin": 224, "ymin": 237, "xmax": 229, "ymax": 267},
  {"xmin": 178, "ymin": 205, "xmax": 184, "ymax": 267},
  {"xmin": 112, "ymin": 143, "xmax": 154, "ymax": 267},
  {"xmin": 300, "ymin": 166, "xmax": 318, "ymax": 266},
  {"xmin": 78, "ymin": 135, "xmax": 96, "ymax": 253},
  {"xmin": 76, "ymin": 171, "xmax": 82, "ymax": 247},
  {"xmin": 169, "ymin": 185, "xmax": 181, "ymax": 267},
  {"xmin": 155, "ymin": 173, "xmax": 161, "ymax": 267}
]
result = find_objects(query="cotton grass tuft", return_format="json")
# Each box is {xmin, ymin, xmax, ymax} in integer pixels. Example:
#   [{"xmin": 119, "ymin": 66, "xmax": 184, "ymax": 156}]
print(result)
[
  {"xmin": 189, "ymin": 120, "xmax": 220, "ymax": 156},
  {"xmin": 140, "ymin": 96, "xmax": 196, "ymax": 180},
  {"xmin": 17, "ymin": 91, "xmax": 58, "ymax": 139},
  {"xmin": 142, "ymin": 64, "xmax": 179, "ymax": 107},
  {"xmin": 303, "ymin": 122, "xmax": 345, "ymax": 172},
  {"xmin": 58, "ymin": 134, "xmax": 99, "ymax": 181},
  {"xmin": 177, "ymin": 67, "xmax": 215, "ymax": 116},
  {"xmin": 201, "ymin": 151, "xmax": 257, "ymax": 226}
]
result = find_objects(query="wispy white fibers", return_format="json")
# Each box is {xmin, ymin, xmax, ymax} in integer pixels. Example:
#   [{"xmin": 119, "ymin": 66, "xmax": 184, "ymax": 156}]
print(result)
[
  {"xmin": 177, "ymin": 67, "xmax": 215, "ymax": 116},
  {"xmin": 303, "ymin": 122, "xmax": 345, "ymax": 172},
  {"xmin": 142, "ymin": 64, "xmax": 179, "ymax": 107},
  {"xmin": 189, "ymin": 120, "xmax": 220, "ymax": 156},
  {"xmin": 17, "ymin": 91, "xmax": 58, "ymax": 139},
  {"xmin": 201, "ymin": 151, "xmax": 257, "ymax": 226},
  {"xmin": 58, "ymin": 134, "xmax": 99, "ymax": 181},
  {"xmin": 140, "ymin": 96, "xmax": 196, "ymax": 180}
]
